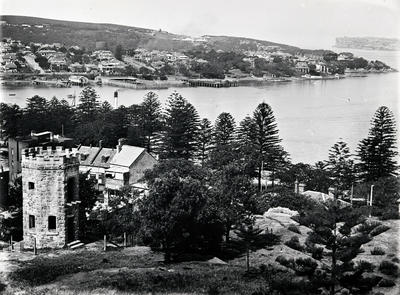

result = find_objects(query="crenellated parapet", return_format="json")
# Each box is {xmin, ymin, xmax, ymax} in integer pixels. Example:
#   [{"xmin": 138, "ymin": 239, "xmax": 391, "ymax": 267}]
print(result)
[{"xmin": 22, "ymin": 146, "xmax": 79, "ymax": 169}]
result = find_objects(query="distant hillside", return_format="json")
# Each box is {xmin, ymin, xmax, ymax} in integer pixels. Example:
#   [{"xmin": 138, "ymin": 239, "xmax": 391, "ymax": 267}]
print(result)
[
  {"xmin": 0, "ymin": 15, "xmax": 329, "ymax": 55},
  {"xmin": 335, "ymin": 37, "xmax": 400, "ymax": 51}
]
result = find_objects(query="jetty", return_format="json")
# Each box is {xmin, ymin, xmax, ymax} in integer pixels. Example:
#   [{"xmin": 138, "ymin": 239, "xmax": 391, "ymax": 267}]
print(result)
[{"xmin": 186, "ymin": 79, "xmax": 238, "ymax": 88}]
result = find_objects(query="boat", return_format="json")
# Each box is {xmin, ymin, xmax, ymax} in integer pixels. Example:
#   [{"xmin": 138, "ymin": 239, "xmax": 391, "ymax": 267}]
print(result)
[{"xmin": 8, "ymin": 93, "xmax": 16, "ymax": 96}]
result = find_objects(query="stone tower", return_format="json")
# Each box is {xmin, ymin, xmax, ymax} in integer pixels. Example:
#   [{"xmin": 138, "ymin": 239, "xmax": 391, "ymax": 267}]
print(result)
[{"xmin": 22, "ymin": 146, "xmax": 80, "ymax": 249}]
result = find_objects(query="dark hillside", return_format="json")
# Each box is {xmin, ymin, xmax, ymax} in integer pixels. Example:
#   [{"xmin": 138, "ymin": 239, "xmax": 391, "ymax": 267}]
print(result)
[{"xmin": 0, "ymin": 15, "xmax": 332, "ymax": 55}]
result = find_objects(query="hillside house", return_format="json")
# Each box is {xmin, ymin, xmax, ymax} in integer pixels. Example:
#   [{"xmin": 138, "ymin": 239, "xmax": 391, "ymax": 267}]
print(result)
[
  {"xmin": 78, "ymin": 144, "xmax": 116, "ymax": 197},
  {"xmin": 105, "ymin": 141, "xmax": 157, "ymax": 199},
  {"xmin": 295, "ymin": 61, "xmax": 310, "ymax": 74}
]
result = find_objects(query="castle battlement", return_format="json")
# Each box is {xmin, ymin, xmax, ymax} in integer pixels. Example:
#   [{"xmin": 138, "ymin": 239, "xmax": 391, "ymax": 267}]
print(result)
[{"xmin": 22, "ymin": 146, "xmax": 80, "ymax": 166}]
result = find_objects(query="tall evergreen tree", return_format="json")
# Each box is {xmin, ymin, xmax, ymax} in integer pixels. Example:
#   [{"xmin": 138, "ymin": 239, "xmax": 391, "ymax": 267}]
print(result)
[
  {"xmin": 139, "ymin": 92, "xmax": 163, "ymax": 154},
  {"xmin": 48, "ymin": 97, "xmax": 75, "ymax": 135},
  {"xmin": 24, "ymin": 95, "xmax": 49, "ymax": 133},
  {"xmin": 327, "ymin": 140, "xmax": 355, "ymax": 192},
  {"xmin": 298, "ymin": 201, "xmax": 381, "ymax": 295},
  {"xmin": 197, "ymin": 118, "xmax": 213, "ymax": 166},
  {"xmin": 239, "ymin": 102, "xmax": 282, "ymax": 190},
  {"xmin": 357, "ymin": 106, "xmax": 398, "ymax": 181},
  {"xmin": 0, "ymin": 103, "xmax": 23, "ymax": 138},
  {"xmin": 76, "ymin": 86, "xmax": 100, "ymax": 123},
  {"xmin": 161, "ymin": 91, "xmax": 200, "ymax": 159},
  {"xmin": 213, "ymin": 112, "xmax": 236, "ymax": 146}
]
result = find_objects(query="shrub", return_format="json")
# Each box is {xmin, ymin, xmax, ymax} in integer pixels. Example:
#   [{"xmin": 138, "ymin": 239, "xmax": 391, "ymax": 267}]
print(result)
[
  {"xmin": 378, "ymin": 278, "xmax": 396, "ymax": 287},
  {"xmin": 392, "ymin": 257, "xmax": 400, "ymax": 263},
  {"xmin": 379, "ymin": 260, "xmax": 398, "ymax": 276},
  {"xmin": 356, "ymin": 260, "xmax": 375, "ymax": 273},
  {"xmin": 276, "ymin": 255, "xmax": 295, "ymax": 269},
  {"xmin": 294, "ymin": 257, "xmax": 317, "ymax": 276},
  {"xmin": 357, "ymin": 221, "xmax": 381, "ymax": 234},
  {"xmin": 285, "ymin": 236, "xmax": 304, "ymax": 252},
  {"xmin": 305, "ymin": 241, "xmax": 324, "ymax": 260},
  {"xmin": 380, "ymin": 208, "xmax": 399, "ymax": 220},
  {"xmin": 288, "ymin": 224, "xmax": 301, "ymax": 234},
  {"xmin": 370, "ymin": 247, "xmax": 385, "ymax": 255},
  {"xmin": 370, "ymin": 224, "xmax": 390, "ymax": 236}
]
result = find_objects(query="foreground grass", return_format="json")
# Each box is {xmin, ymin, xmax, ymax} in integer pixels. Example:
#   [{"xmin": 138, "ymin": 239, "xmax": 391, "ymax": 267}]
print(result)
[{"xmin": 5, "ymin": 248, "xmax": 267, "ymax": 295}]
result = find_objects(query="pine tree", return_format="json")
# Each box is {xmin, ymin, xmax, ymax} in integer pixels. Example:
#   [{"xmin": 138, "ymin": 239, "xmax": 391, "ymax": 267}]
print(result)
[
  {"xmin": 357, "ymin": 106, "xmax": 398, "ymax": 181},
  {"xmin": 299, "ymin": 201, "xmax": 381, "ymax": 295},
  {"xmin": 213, "ymin": 112, "xmax": 236, "ymax": 146},
  {"xmin": 24, "ymin": 95, "xmax": 49, "ymax": 133},
  {"xmin": 239, "ymin": 102, "xmax": 283, "ymax": 190},
  {"xmin": 327, "ymin": 140, "xmax": 355, "ymax": 192},
  {"xmin": 76, "ymin": 86, "xmax": 100, "ymax": 123},
  {"xmin": 139, "ymin": 92, "xmax": 163, "ymax": 154},
  {"xmin": 161, "ymin": 91, "xmax": 200, "ymax": 160},
  {"xmin": 197, "ymin": 118, "xmax": 213, "ymax": 166},
  {"xmin": 235, "ymin": 222, "xmax": 263, "ymax": 271}
]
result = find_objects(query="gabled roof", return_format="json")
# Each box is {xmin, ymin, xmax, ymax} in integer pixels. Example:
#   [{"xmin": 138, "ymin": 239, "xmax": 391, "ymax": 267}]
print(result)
[
  {"xmin": 77, "ymin": 146, "xmax": 101, "ymax": 166},
  {"xmin": 109, "ymin": 145, "xmax": 145, "ymax": 168},
  {"xmin": 91, "ymin": 147, "xmax": 116, "ymax": 168}
]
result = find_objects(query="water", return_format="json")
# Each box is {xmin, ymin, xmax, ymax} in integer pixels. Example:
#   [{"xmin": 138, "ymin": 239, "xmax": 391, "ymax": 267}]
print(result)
[{"xmin": 1, "ymin": 51, "xmax": 399, "ymax": 165}]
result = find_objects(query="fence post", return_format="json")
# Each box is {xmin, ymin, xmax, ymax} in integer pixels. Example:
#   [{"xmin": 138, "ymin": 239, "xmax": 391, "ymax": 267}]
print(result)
[
  {"xmin": 33, "ymin": 238, "xmax": 37, "ymax": 255},
  {"xmin": 103, "ymin": 235, "xmax": 107, "ymax": 251},
  {"xmin": 10, "ymin": 235, "xmax": 13, "ymax": 251},
  {"xmin": 123, "ymin": 232, "xmax": 127, "ymax": 247}
]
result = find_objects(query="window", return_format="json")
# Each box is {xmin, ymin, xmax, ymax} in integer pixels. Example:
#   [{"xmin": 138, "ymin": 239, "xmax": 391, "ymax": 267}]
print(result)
[
  {"xmin": 28, "ymin": 182, "xmax": 35, "ymax": 189},
  {"xmin": 48, "ymin": 216, "xmax": 56, "ymax": 230},
  {"xmin": 29, "ymin": 215, "xmax": 35, "ymax": 228},
  {"xmin": 67, "ymin": 177, "xmax": 76, "ymax": 202}
]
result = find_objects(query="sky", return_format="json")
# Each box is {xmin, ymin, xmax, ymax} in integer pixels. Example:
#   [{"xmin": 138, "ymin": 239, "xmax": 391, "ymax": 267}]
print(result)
[{"xmin": 1, "ymin": 0, "xmax": 399, "ymax": 49}]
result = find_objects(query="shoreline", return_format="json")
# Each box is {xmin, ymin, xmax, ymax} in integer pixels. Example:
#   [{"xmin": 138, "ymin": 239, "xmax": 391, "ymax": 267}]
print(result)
[{"xmin": 0, "ymin": 70, "xmax": 395, "ymax": 90}]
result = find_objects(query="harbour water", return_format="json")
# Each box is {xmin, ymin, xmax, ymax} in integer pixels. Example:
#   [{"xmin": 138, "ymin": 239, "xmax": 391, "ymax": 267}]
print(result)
[{"xmin": 1, "ymin": 50, "xmax": 399, "ymax": 164}]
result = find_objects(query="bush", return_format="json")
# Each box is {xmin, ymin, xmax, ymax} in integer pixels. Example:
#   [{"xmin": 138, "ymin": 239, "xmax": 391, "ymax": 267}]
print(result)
[
  {"xmin": 378, "ymin": 278, "xmax": 396, "ymax": 287},
  {"xmin": 370, "ymin": 224, "xmax": 390, "ymax": 236},
  {"xmin": 288, "ymin": 224, "xmax": 301, "ymax": 234},
  {"xmin": 276, "ymin": 255, "xmax": 295, "ymax": 269},
  {"xmin": 356, "ymin": 260, "xmax": 375, "ymax": 273},
  {"xmin": 370, "ymin": 247, "xmax": 385, "ymax": 255},
  {"xmin": 305, "ymin": 241, "xmax": 324, "ymax": 260},
  {"xmin": 392, "ymin": 257, "xmax": 400, "ymax": 263},
  {"xmin": 380, "ymin": 208, "xmax": 399, "ymax": 220},
  {"xmin": 357, "ymin": 221, "xmax": 381, "ymax": 234},
  {"xmin": 379, "ymin": 260, "xmax": 398, "ymax": 276},
  {"xmin": 294, "ymin": 257, "xmax": 317, "ymax": 276},
  {"xmin": 285, "ymin": 236, "xmax": 304, "ymax": 252}
]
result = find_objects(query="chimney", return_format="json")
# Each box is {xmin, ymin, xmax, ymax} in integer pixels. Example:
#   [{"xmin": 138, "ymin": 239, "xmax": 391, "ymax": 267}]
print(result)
[
  {"xmin": 298, "ymin": 183, "xmax": 305, "ymax": 194},
  {"xmin": 99, "ymin": 140, "xmax": 103, "ymax": 149},
  {"xmin": 294, "ymin": 179, "xmax": 299, "ymax": 194},
  {"xmin": 114, "ymin": 90, "xmax": 118, "ymax": 108},
  {"xmin": 117, "ymin": 138, "xmax": 125, "ymax": 153}
]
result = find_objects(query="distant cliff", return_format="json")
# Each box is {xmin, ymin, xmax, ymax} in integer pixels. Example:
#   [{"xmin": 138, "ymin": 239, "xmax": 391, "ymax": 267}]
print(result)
[{"xmin": 335, "ymin": 37, "xmax": 400, "ymax": 51}]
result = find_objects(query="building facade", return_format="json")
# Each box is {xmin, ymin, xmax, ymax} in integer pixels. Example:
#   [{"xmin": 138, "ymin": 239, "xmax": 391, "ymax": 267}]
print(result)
[{"xmin": 22, "ymin": 146, "xmax": 80, "ymax": 249}]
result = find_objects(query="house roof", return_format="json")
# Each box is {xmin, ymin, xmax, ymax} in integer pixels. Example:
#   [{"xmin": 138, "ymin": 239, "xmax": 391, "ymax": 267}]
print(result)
[
  {"xmin": 109, "ymin": 145, "xmax": 145, "ymax": 168},
  {"xmin": 77, "ymin": 146, "xmax": 101, "ymax": 166},
  {"xmin": 91, "ymin": 147, "xmax": 117, "ymax": 168},
  {"xmin": 106, "ymin": 166, "xmax": 130, "ymax": 174}
]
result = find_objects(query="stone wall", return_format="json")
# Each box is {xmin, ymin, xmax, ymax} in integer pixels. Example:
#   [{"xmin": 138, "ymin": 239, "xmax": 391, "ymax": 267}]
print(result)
[{"xmin": 22, "ymin": 147, "xmax": 80, "ymax": 249}]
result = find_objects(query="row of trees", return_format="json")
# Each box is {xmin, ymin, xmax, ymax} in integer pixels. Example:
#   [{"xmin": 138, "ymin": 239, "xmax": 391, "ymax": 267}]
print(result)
[{"xmin": 1, "ymin": 88, "xmax": 397, "ymax": 189}]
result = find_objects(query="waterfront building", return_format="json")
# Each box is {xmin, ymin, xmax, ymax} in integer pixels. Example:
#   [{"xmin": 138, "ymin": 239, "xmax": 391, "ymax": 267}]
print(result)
[
  {"xmin": 295, "ymin": 61, "xmax": 310, "ymax": 74},
  {"xmin": 22, "ymin": 146, "xmax": 80, "ymax": 249}
]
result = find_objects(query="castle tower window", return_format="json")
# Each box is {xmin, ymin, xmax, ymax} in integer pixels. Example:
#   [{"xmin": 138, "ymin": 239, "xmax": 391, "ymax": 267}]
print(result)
[
  {"xmin": 48, "ymin": 216, "xmax": 56, "ymax": 230},
  {"xmin": 67, "ymin": 177, "xmax": 76, "ymax": 202},
  {"xmin": 29, "ymin": 215, "xmax": 35, "ymax": 228},
  {"xmin": 28, "ymin": 182, "xmax": 35, "ymax": 189}
]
